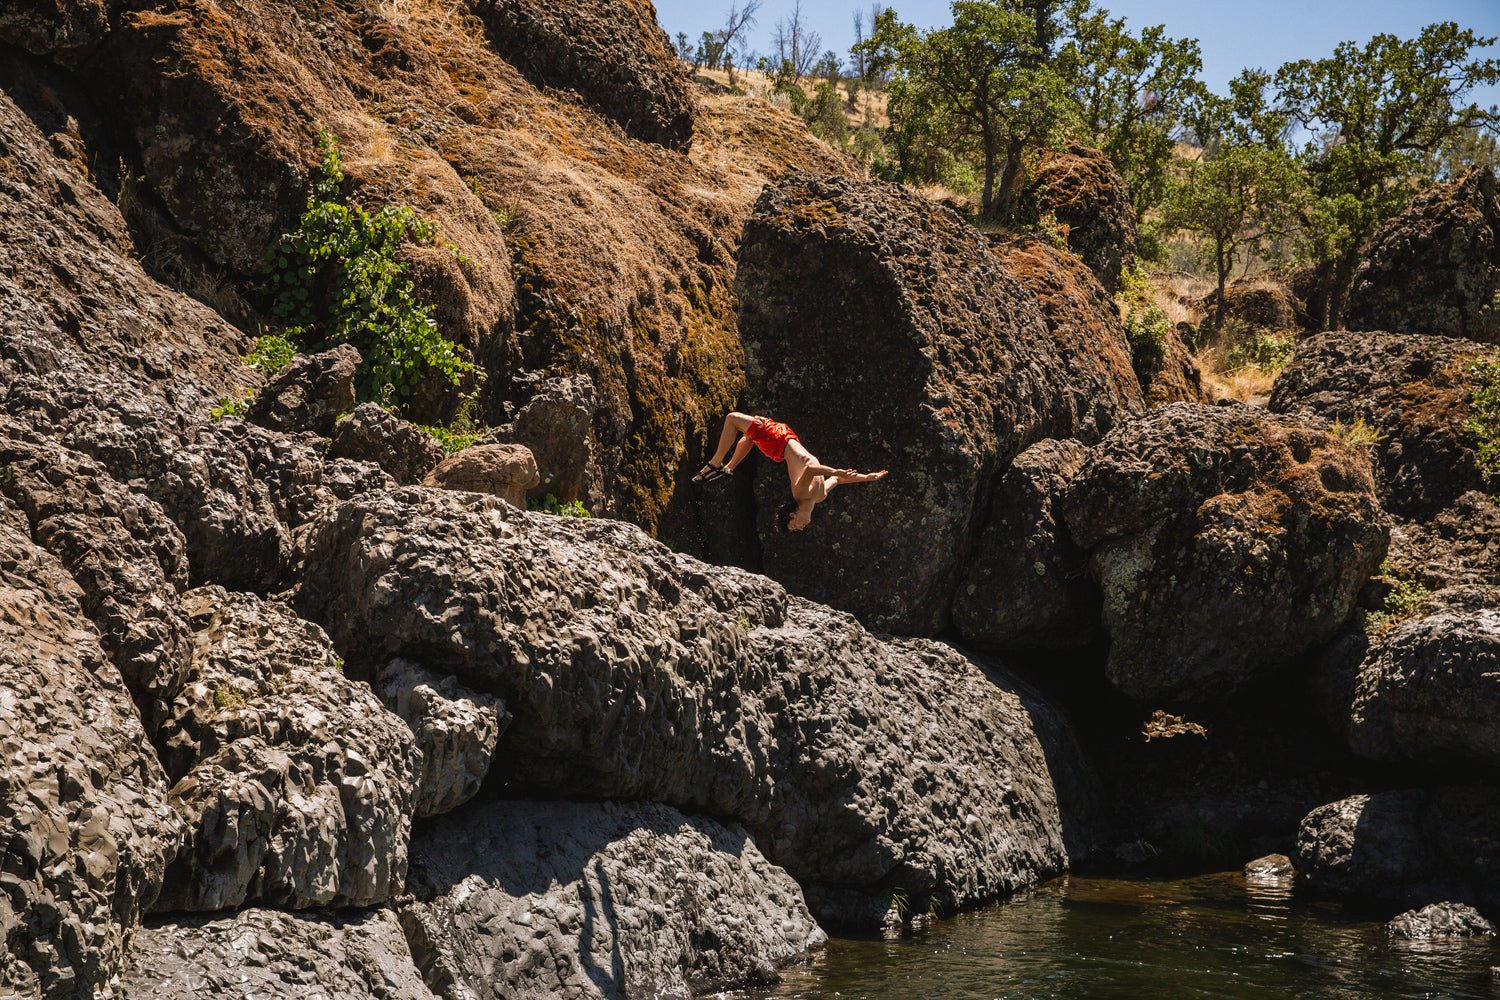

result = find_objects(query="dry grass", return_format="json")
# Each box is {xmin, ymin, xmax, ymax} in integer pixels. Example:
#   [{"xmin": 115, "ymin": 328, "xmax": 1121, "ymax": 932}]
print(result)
[{"xmin": 690, "ymin": 65, "xmax": 890, "ymax": 131}]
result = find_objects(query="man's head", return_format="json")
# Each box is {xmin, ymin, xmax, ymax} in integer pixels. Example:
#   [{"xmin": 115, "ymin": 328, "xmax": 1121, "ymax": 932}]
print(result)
[{"xmin": 776, "ymin": 499, "xmax": 811, "ymax": 533}]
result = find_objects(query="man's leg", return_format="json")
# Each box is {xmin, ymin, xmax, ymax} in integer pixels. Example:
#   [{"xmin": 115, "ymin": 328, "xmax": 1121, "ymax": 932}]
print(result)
[{"xmin": 706, "ymin": 412, "xmax": 755, "ymax": 467}]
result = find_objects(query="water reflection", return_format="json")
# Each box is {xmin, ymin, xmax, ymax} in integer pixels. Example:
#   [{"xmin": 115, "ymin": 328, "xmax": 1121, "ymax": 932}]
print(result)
[{"xmin": 730, "ymin": 874, "xmax": 1499, "ymax": 1000}]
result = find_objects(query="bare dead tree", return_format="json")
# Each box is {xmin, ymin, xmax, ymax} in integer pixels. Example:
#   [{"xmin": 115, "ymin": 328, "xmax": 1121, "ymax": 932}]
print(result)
[{"xmin": 718, "ymin": 0, "xmax": 762, "ymax": 88}]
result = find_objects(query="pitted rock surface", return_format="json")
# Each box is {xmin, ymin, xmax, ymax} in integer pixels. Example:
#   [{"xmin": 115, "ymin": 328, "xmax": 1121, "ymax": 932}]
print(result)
[
  {"xmin": 1386, "ymin": 902, "xmax": 1496, "ymax": 939},
  {"xmin": 467, "ymin": 0, "xmax": 697, "ymax": 151},
  {"xmin": 1317, "ymin": 586, "xmax": 1500, "ymax": 767},
  {"xmin": 1295, "ymin": 787, "xmax": 1500, "ymax": 912},
  {"xmin": 0, "ymin": 0, "xmax": 110, "ymax": 67},
  {"xmin": 153, "ymin": 587, "xmax": 420, "ymax": 911},
  {"xmin": 402, "ymin": 800, "xmax": 825, "ymax": 1000},
  {"xmin": 331, "ymin": 402, "xmax": 447, "ymax": 485},
  {"xmin": 246, "ymin": 343, "xmax": 361, "ymax": 437},
  {"xmin": 1346, "ymin": 166, "xmax": 1500, "ymax": 344},
  {"xmin": 1135, "ymin": 323, "xmax": 1206, "ymax": 408},
  {"xmin": 1269, "ymin": 330, "xmax": 1494, "ymax": 520},
  {"xmin": 376, "ymin": 657, "xmax": 509, "ymax": 819},
  {"xmin": 1199, "ymin": 277, "xmax": 1305, "ymax": 332},
  {"xmin": 297, "ymin": 487, "xmax": 1093, "ymax": 922},
  {"xmin": 1024, "ymin": 143, "xmax": 1138, "ymax": 295},
  {"xmin": 0, "ymin": 496, "xmax": 181, "ymax": 999},
  {"xmin": 1386, "ymin": 492, "xmax": 1500, "ymax": 588},
  {"xmin": 124, "ymin": 906, "xmax": 436, "ymax": 999},
  {"xmin": 952, "ymin": 438, "xmax": 1099, "ymax": 650},
  {"xmin": 737, "ymin": 172, "xmax": 1142, "ymax": 633},
  {"xmin": 1061, "ymin": 403, "xmax": 1389, "ymax": 704},
  {"xmin": 0, "ymin": 424, "xmax": 192, "ymax": 725}
]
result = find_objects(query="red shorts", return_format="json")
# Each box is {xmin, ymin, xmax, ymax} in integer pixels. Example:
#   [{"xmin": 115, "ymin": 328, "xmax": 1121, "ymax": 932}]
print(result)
[{"xmin": 745, "ymin": 416, "xmax": 798, "ymax": 463}]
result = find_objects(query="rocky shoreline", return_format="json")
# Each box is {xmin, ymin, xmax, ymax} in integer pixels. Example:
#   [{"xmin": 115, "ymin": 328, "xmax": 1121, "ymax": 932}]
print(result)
[{"xmin": 3, "ymin": 0, "xmax": 1500, "ymax": 997}]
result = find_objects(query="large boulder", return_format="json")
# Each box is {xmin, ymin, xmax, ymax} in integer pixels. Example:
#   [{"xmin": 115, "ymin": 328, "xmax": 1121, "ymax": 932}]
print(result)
[
  {"xmin": 1270, "ymin": 330, "xmax": 1496, "ymax": 520},
  {"xmin": 1317, "ymin": 586, "xmax": 1500, "ymax": 767},
  {"xmin": 246, "ymin": 343, "xmax": 361, "ymax": 437},
  {"xmin": 401, "ymin": 800, "xmax": 825, "ymax": 999},
  {"xmin": 0, "ymin": 496, "xmax": 182, "ymax": 999},
  {"xmin": 467, "ymin": 0, "xmax": 697, "ymax": 151},
  {"xmin": 331, "ymin": 402, "xmax": 447, "ymax": 486},
  {"xmin": 1134, "ymin": 322, "xmax": 1207, "ymax": 408},
  {"xmin": 478, "ymin": 373, "xmax": 598, "ymax": 504},
  {"xmin": 1025, "ymin": 143, "xmax": 1138, "ymax": 295},
  {"xmin": 153, "ymin": 587, "xmax": 421, "ymax": 911},
  {"xmin": 736, "ymin": 172, "xmax": 1142, "ymax": 634},
  {"xmin": 1295, "ymin": 787, "xmax": 1500, "ymax": 912},
  {"xmin": 296, "ymin": 488, "xmax": 1095, "ymax": 923},
  {"xmin": 1198, "ymin": 275, "xmax": 1306, "ymax": 332},
  {"xmin": 1386, "ymin": 492, "xmax": 1500, "ymax": 588},
  {"xmin": 951, "ymin": 438, "xmax": 1099, "ymax": 650},
  {"xmin": 422, "ymin": 442, "xmax": 541, "ymax": 509},
  {"xmin": 124, "ymin": 907, "xmax": 436, "ymax": 1000},
  {"xmin": 1061, "ymin": 403, "xmax": 1389, "ymax": 704},
  {"xmin": 1346, "ymin": 166, "xmax": 1500, "ymax": 344},
  {"xmin": 1385, "ymin": 902, "xmax": 1496, "ymax": 939}
]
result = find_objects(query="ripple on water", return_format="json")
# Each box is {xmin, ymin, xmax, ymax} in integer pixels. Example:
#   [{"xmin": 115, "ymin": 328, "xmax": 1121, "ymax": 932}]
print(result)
[{"xmin": 725, "ymin": 874, "xmax": 1500, "ymax": 1000}]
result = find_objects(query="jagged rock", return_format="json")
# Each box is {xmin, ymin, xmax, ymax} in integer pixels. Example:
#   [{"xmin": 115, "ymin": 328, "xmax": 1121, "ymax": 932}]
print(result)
[
  {"xmin": 952, "ymin": 438, "xmax": 1099, "ymax": 650},
  {"xmin": 0, "ymin": 495, "xmax": 181, "ymax": 999},
  {"xmin": 422, "ymin": 442, "xmax": 540, "ymax": 509},
  {"xmin": 1316, "ymin": 586, "xmax": 1500, "ymax": 767},
  {"xmin": 1386, "ymin": 492, "xmax": 1500, "ymax": 588},
  {"xmin": 296, "ymin": 488, "xmax": 1094, "ymax": 924},
  {"xmin": 1061, "ymin": 403, "xmax": 1389, "ymax": 703},
  {"xmin": 124, "ymin": 907, "xmax": 436, "ymax": 999},
  {"xmin": 737, "ymin": 172, "xmax": 1142, "ymax": 633},
  {"xmin": 375, "ymin": 658, "xmax": 509, "ymax": 819},
  {"xmin": 1025, "ymin": 143, "xmax": 1138, "ymax": 295},
  {"xmin": 1294, "ymin": 787, "xmax": 1500, "ymax": 912},
  {"xmin": 331, "ymin": 402, "xmax": 446, "ymax": 485},
  {"xmin": 0, "ymin": 426, "xmax": 193, "ymax": 727},
  {"xmin": 479, "ymin": 373, "xmax": 597, "ymax": 504},
  {"xmin": 467, "ymin": 0, "xmax": 697, "ymax": 151},
  {"xmin": 1269, "ymin": 330, "xmax": 1494, "ymax": 519},
  {"xmin": 0, "ymin": 0, "xmax": 110, "ymax": 67},
  {"xmin": 153, "ymin": 587, "xmax": 420, "ymax": 911},
  {"xmin": 246, "ymin": 343, "xmax": 360, "ymax": 437},
  {"xmin": 401, "ymin": 800, "xmax": 825, "ymax": 999},
  {"xmin": 1346, "ymin": 166, "xmax": 1500, "ymax": 344},
  {"xmin": 1136, "ymin": 323, "xmax": 1207, "ymax": 407},
  {"xmin": 1386, "ymin": 902, "xmax": 1497, "ymax": 939}
]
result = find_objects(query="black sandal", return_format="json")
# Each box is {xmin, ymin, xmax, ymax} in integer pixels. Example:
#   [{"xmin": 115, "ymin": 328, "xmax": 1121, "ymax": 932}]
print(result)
[{"xmin": 692, "ymin": 462, "xmax": 732, "ymax": 484}]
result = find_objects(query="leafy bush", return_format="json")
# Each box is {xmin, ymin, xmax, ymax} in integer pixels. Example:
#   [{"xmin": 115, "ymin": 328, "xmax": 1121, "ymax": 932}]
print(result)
[
  {"xmin": 246, "ymin": 333, "xmax": 297, "ymax": 377},
  {"xmin": 266, "ymin": 128, "xmax": 472, "ymax": 410},
  {"xmin": 529, "ymin": 493, "xmax": 591, "ymax": 518},
  {"xmin": 1124, "ymin": 302, "xmax": 1169, "ymax": 364},
  {"xmin": 211, "ymin": 392, "xmax": 252, "ymax": 421},
  {"xmin": 1464, "ymin": 354, "xmax": 1500, "ymax": 481},
  {"xmin": 1359, "ymin": 574, "xmax": 1431, "ymax": 635},
  {"xmin": 1329, "ymin": 416, "xmax": 1385, "ymax": 448},
  {"xmin": 1224, "ymin": 325, "xmax": 1295, "ymax": 372}
]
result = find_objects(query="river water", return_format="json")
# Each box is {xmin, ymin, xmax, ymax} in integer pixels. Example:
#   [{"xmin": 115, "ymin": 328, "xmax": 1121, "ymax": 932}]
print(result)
[{"xmin": 734, "ymin": 872, "xmax": 1500, "ymax": 1000}]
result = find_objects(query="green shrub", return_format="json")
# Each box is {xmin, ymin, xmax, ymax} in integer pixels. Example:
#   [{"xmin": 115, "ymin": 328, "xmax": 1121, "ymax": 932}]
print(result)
[
  {"xmin": 1358, "ymin": 573, "xmax": 1432, "ymax": 635},
  {"xmin": 211, "ymin": 392, "xmax": 252, "ymax": 421},
  {"xmin": 1328, "ymin": 416, "xmax": 1385, "ymax": 448},
  {"xmin": 1225, "ymin": 326, "xmax": 1295, "ymax": 372},
  {"xmin": 246, "ymin": 333, "xmax": 297, "ymax": 377},
  {"xmin": 266, "ymin": 128, "xmax": 472, "ymax": 411},
  {"xmin": 1464, "ymin": 354, "xmax": 1500, "ymax": 481},
  {"xmin": 529, "ymin": 493, "xmax": 591, "ymax": 518},
  {"xmin": 1124, "ymin": 302, "xmax": 1169, "ymax": 365}
]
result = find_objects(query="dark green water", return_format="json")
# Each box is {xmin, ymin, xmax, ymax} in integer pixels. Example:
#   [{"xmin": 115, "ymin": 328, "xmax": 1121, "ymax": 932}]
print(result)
[{"xmin": 740, "ymin": 873, "xmax": 1500, "ymax": 1000}]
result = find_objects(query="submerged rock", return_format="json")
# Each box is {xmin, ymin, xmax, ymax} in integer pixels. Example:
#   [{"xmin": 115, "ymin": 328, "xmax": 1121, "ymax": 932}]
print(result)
[
  {"xmin": 1386, "ymin": 902, "xmax": 1496, "ymax": 939},
  {"xmin": 402, "ymin": 800, "xmax": 825, "ymax": 999},
  {"xmin": 1062, "ymin": 403, "xmax": 1388, "ymax": 703},
  {"xmin": 297, "ymin": 487, "xmax": 1093, "ymax": 923}
]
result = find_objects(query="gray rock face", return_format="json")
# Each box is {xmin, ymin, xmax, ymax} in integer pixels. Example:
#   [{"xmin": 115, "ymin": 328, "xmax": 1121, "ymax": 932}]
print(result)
[
  {"xmin": 1387, "ymin": 492, "xmax": 1500, "ymax": 588},
  {"xmin": 737, "ymin": 172, "xmax": 1142, "ymax": 634},
  {"xmin": 1319, "ymin": 586, "xmax": 1500, "ymax": 766},
  {"xmin": 376, "ymin": 658, "xmax": 510, "ymax": 819},
  {"xmin": 0, "ymin": 496, "xmax": 181, "ymax": 999},
  {"xmin": 401, "ymin": 800, "xmax": 825, "ymax": 1000},
  {"xmin": 332, "ymin": 402, "xmax": 447, "ymax": 485},
  {"xmin": 1386, "ymin": 902, "xmax": 1496, "ymax": 939},
  {"xmin": 479, "ymin": 373, "xmax": 598, "ymax": 504},
  {"xmin": 952, "ymin": 438, "xmax": 1098, "ymax": 650},
  {"xmin": 124, "ymin": 907, "xmax": 436, "ymax": 999},
  {"xmin": 1295, "ymin": 787, "xmax": 1500, "ymax": 912},
  {"xmin": 247, "ymin": 343, "xmax": 361, "ymax": 437},
  {"xmin": 1346, "ymin": 166, "xmax": 1500, "ymax": 344},
  {"xmin": 0, "ymin": 424, "xmax": 192, "ymax": 726},
  {"xmin": 154, "ymin": 587, "xmax": 421, "ymax": 911},
  {"xmin": 297, "ymin": 487, "xmax": 1093, "ymax": 922},
  {"xmin": 1061, "ymin": 403, "xmax": 1389, "ymax": 704},
  {"xmin": 423, "ymin": 443, "xmax": 541, "ymax": 510}
]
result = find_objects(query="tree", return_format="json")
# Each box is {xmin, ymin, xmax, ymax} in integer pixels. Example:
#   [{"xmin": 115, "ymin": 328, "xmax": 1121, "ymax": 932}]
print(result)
[
  {"xmin": 773, "ymin": 1, "xmax": 821, "ymax": 85},
  {"xmin": 1161, "ymin": 144, "xmax": 1307, "ymax": 333},
  {"xmin": 1062, "ymin": 8, "xmax": 1204, "ymax": 214},
  {"xmin": 1274, "ymin": 22, "xmax": 1500, "ymax": 330},
  {"xmin": 716, "ymin": 0, "xmax": 763, "ymax": 88},
  {"xmin": 861, "ymin": 1, "xmax": 1078, "ymax": 219}
]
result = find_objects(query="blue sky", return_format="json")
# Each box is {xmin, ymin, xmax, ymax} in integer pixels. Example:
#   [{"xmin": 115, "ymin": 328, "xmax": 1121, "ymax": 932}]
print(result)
[{"xmin": 651, "ymin": 0, "xmax": 1500, "ymax": 110}]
